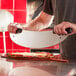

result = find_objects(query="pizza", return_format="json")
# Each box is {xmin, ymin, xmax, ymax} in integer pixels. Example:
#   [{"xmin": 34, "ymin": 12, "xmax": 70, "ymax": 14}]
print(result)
[
  {"xmin": 6, "ymin": 52, "xmax": 54, "ymax": 58},
  {"xmin": 1, "ymin": 52, "xmax": 68, "ymax": 62}
]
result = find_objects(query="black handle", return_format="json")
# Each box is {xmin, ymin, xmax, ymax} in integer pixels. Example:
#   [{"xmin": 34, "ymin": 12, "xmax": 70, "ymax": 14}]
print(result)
[
  {"xmin": 53, "ymin": 28, "xmax": 72, "ymax": 34},
  {"xmin": 16, "ymin": 28, "xmax": 22, "ymax": 34},
  {"xmin": 65, "ymin": 28, "xmax": 72, "ymax": 34},
  {"xmin": 16, "ymin": 27, "xmax": 72, "ymax": 34}
]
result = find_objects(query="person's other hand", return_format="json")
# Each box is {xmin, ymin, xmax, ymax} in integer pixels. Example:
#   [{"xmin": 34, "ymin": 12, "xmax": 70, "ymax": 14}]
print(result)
[
  {"xmin": 54, "ymin": 22, "xmax": 76, "ymax": 35},
  {"xmin": 8, "ymin": 23, "xmax": 20, "ymax": 33}
]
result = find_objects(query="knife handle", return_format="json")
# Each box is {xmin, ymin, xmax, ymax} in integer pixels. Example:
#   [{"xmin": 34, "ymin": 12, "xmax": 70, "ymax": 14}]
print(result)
[
  {"xmin": 15, "ymin": 28, "xmax": 72, "ymax": 34},
  {"xmin": 16, "ymin": 28, "xmax": 22, "ymax": 34},
  {"xmin": 65, "ymin": 28, "xmax": 72, "ymax": 34},
  {"xmin": 53, "ymin": 28, "xmax": 72, "ymax": 34}
]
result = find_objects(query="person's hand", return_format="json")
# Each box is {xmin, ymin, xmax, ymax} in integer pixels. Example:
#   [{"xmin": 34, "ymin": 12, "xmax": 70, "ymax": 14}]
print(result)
[
  {"xmin": 54, "ymin": 22, "xmax": 76, "ymax": 35},
  {"xmin": 8, "ymin": 23, "xmax": 21, "ymax": 33}
]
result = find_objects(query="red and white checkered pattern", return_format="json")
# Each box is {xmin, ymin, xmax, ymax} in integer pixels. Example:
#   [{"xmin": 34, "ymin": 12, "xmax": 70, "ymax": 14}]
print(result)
[
  {"xmin": 0, "ymin": 0, "xmax": 59, "ymax": 53},
  {"xmin": 0, "ymin": 0, "xmax": 30, "ymax": 53}
]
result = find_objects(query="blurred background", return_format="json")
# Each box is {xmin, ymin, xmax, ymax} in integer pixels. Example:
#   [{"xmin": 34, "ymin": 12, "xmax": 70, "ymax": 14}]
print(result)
[{"xmin": 0, "ymin": 0, "xmax": 59, "ymax": 53}]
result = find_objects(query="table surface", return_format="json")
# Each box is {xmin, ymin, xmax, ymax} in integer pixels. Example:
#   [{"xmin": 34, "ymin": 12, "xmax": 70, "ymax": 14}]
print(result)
[{"xmin": 0, "ymin": 57, "xmax": 76, "ymax": 76}]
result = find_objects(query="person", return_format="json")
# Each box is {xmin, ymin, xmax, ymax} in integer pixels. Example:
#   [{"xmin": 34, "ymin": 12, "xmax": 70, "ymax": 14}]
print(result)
[
  {"xmin": 27, "ymin": 0, "xmax": 44, "ymax": 22},
  {"xmin": 31, "ymin": 0, "xmax": 44, "ymax": 20},
  {"xmin": 8, "ymin": 0, "xmax": 76, "ymax": 61}
]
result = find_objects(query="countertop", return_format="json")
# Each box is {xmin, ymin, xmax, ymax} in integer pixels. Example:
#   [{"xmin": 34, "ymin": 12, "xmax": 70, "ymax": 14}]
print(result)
[{"xmin": 0, "ymin": 57, "xmax": 76, "ymax": 76}]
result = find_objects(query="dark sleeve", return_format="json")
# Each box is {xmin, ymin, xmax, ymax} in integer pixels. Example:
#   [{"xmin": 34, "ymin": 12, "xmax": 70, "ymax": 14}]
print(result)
[
  {"xmin": 32, "ymin": 1, "xmax": 43, "ymax": 19},
  {"xmin": 43, "ymin": 0, "xmax": 53, "ymax": 15}
]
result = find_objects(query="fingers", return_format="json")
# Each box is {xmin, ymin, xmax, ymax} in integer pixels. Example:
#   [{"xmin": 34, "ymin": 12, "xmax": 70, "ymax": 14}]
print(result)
[
  {"xmin": 8, "ymin": 25, "xmax": 17, "ymax": 33},
  {"xmin": 8, "ymin": 23, "xmax": 20, "ymax": 33},
  {"xmin": 54, "ymin": 25, "xmax": 63, "ymax": 35},
  {"xmin": 54, "ymin": 22, "xmax": 72, "ymax": 35}
]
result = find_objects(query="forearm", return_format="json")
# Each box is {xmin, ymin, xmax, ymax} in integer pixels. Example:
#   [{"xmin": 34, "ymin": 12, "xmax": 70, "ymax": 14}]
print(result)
[
  {"xmin": 24, "ymin": 17, "xmax": 48, "ymax": 31},
  {"xmin": 7, "ymin": 11, "xmax": 54, "ymax": 33},
  {"xmin": 23, "ymin": 11, "xmax": 54, "ymax": 31}
]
